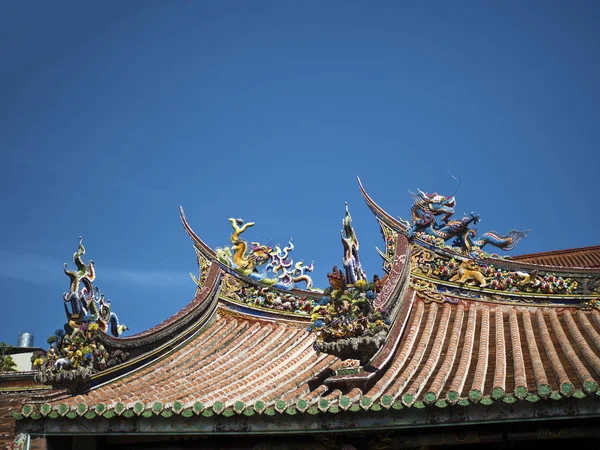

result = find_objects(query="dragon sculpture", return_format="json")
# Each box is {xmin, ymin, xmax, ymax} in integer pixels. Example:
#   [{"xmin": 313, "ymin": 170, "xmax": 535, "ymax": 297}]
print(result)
[
  {"xmin": 63, "ymin": 236, "xmax": 95, "ymax": 297},
  {"xmin": 62, "ymin": 238, "xmax": 127, "ymax": 338},
  {"xmin": 401, "ymin": 190, "xmax": 529, "ymax": 255},
  {"xmin": 226, "ymin": 218, "xmax": 272, "ymax": 272},
  {"xmin": 309, "ymin": 204, "xmax": 390, "ymax": 352},
  {"xmin": 34, "ymin": 238, "xmax": 129, "ymax": 382},
  {"xmin": 216, "ymin": 218, "xmax": 316, "ymax": 291}
]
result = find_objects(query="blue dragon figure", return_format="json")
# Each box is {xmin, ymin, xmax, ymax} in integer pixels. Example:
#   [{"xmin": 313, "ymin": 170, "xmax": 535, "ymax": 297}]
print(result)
[
  {"xmin": 405, "ymin": 190, "xmax": 457, "ymax": 239},
  {"xmin": 62, "ymin": 238, "xmax": 128, "ymax": 338},
  {"xmin": 402, "ymin": 190, "xmax": 528, "ymax": 253}
]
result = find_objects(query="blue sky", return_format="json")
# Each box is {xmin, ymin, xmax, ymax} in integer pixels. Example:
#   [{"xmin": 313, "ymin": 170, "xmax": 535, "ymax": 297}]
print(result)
[{"xmin": 1, "ymin": 1, "xmax": 599, "ymax": 348}]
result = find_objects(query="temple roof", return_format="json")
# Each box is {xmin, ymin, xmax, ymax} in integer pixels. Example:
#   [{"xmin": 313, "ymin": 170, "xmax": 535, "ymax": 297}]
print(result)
[
  {"xmin": 20, "ymin": 286, "xmax": 600, "ymax": 418},
  {"xmin": 55, "ymin": 314, "xmax": 341, "ymax": 412},
  {"xmin": 13, "ymin": 182, "xmax": 600, "ymax": 429}
]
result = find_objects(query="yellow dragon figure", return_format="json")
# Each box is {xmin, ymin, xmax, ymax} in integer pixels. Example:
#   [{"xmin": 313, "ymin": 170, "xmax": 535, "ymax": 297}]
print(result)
[
  {"xmin": 230, "ymin": 217, "xmax": 255, "ymax": 242},
  {"xmin": 228, "ymin": 218, "xmax": 255, "ymax": 271},
  {"xmin": 215, "ymin": 217, "xmax": 315, "ymax": 290},
  {"xmin": 224, "ymin": 218, "xmax": 271, "ymax": 274}
]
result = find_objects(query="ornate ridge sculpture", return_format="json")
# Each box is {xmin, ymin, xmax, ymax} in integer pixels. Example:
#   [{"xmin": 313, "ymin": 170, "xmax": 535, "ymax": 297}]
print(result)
[
  {"xmin": 353, "ymin": 178, "xmax": 599, "ymax": 327},
  {"xmin": 397, "ymin": 190, "xmax": 600, "ymax": 304},
  {"xmin": 376, "ymin": 221, "xmax": 398, "ymax": 274},
  {"xmin": 219, "ymin": 274, "xmax": 316, "ymax": 314},
  {"xmin": 190, "ymin": 250, "xmax": 212, "ymax": 293},
  {"xmin": 310, "ymin": 204, "xmax": 389, "ymax": 363},
  {"xmin": 33, "ymin": 238, "xmax": 128, "ymax": 389},
  {"xmin": 61, "ymin": 238, "xmax": 128, "ymax": 338},
  {"xmin": 412, "ymin": 247, "xmax": 579, "ymax": 294},
  {"xmin": 400, "ymin": 189, "xmax": 529, "ymax": 258},
  {"xmin": 216, "ymin": 217, "xmax": 316, "ymax": 291}
]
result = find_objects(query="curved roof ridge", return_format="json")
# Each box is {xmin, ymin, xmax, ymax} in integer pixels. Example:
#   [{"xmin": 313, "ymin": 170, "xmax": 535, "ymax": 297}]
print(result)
[{"xmin": 98, "ymin": 263, "xmax": 221, "ymax": 350}]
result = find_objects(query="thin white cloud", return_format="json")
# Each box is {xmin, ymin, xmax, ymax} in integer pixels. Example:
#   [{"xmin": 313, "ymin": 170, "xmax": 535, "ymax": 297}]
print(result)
[
  {"xmin": 0, "ymin": 250, "xmax": 190, "ymax": 288},
  {"xmin": 101, "ymin": 267, "xmax": 190, "ymax": 287},
  {"xmin": 0, "ymin": 250, "xmax": 63, "ymax": 286}
]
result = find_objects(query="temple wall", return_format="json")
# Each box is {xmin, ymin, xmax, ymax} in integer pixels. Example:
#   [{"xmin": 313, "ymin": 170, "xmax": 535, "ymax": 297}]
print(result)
[
  {"xmin": 10, "ymin": 355, "xmax": 34, "ymax": 373},
  {"xmin": 0, "ymin": 392, "xmax": 26, "ymax": 449},
  {"xmin": 0, "ymin": 372, "xmax": 50, "ymax": 450}
]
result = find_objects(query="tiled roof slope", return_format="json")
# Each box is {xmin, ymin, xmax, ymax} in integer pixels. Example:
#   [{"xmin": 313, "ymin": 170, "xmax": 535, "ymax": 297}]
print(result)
[
  {"xmin": 45, "ymin": 314, "xmax": 341, "ymax": 413},
  {"xmin": 512, "ymin": 245, "xmax": 600, "ymax": 268},
  {"xmin": 26, "ymin": 294, "xmax": 600, "ymax": 419},
  {"xmin": 365, "ymin": 296, "xmax": 600, "ymax": 407}
]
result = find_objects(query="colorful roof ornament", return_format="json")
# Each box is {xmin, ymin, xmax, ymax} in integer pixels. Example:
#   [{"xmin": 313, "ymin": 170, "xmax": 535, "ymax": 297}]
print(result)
[
  {"xmin": 33, "ymin": 238, "xmax": 128, "ymax": 390},
  {"xmin": 9, "ymin": 181, "xmax": 600, "ymax": 447},
  {"xmin": 311, "ymin": 204, "xmax": 389, "ymax": 363},
  {"xmin": 216, "ymin": 218, "xmax": 316, "ymax": 291},
  {"xmin": 400, "ymin": 189, "xmax": 529, "ymax": 257}
]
